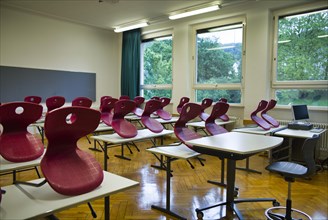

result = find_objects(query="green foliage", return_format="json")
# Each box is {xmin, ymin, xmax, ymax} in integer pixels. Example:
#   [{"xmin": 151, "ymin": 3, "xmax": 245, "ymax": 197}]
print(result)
[
  {"xmin": 196, "ymin": 89, "xmax": 241, "ymax": 103},
  {"xmin": 277, "ymin": 10, "xmax": 328, "ymax": 81},
  {"xmin": 143, "ymin": 89, "xmax": 172, "ymax": 100},
  {"xmin": 143, "ymin": 39, "xmax": 172, "ymax": 85}
]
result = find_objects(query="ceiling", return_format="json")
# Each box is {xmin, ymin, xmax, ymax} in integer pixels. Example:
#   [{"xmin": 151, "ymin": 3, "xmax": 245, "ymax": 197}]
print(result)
[{"xmin": 0, "ymin": 0, "xmax": 252, "ymax": 31}]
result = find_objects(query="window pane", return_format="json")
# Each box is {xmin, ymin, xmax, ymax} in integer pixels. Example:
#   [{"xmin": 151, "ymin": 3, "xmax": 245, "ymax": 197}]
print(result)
[
  {"xmin": 276, "ymin": 9, "xmax": 328, "ymax": 81},
  {"xmin": 196, "ymin": 24, "xmax": 243, "ymax": 84},
  {"xmin": 196, "ymin": 89, "xmax": 241, "ymax": 103},
  {"xmin": 275, "ymin": 89, "xmax": 328, "ymax": 106},
  {"xmin": 142, "ymin": 89, "xmax": 172, "ymax": 100},
  {"xmin": 141, "ymin": 37, "xmax": 172, "ymax": 85}
]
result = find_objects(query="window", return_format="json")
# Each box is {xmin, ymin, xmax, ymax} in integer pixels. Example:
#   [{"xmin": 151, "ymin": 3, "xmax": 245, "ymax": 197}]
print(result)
[
  {"xmin": 140, "ymin": 32, "xmax": 173, "ymax": 100},
  {"xmin": 193, "ymin": 19, "xmax": 245, "ymax": 103},
  {"xmin": 272, "ymin": 6, "xmax": 328, "ymax": 107}
]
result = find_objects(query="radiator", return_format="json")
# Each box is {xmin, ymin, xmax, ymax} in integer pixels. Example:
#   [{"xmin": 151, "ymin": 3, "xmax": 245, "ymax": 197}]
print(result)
[{"xmin": 277, "ymin": 120, "xmax": 328, "ymax": 160}]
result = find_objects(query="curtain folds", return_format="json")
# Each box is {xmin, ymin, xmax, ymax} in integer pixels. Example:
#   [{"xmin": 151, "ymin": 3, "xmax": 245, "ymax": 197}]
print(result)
[{"xmin": 121, "ymin": 29, "xmax": 141, "ymax": 99}]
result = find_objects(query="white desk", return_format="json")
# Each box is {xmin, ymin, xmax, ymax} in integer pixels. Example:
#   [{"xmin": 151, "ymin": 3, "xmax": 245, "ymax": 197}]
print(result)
[
  {"xmin": 232, "ymin": 125, "xmax": 286, "ymax": 135},
  {"xmin": 273, "ymin": 128, "xmax": 326, "ymax": 162},
  {"xmin": 147, "ymin": 145, "xmax": 200, "ymax": 220},
  {"xmin": 88, "ymin": 123, "xmax": 114, "ymax": 152},
  {"xmin": 155, "ymin": 116, "xmax": 179, "ymax": 129},
  {"xmin": 186, "ymin": 132, "xmax": 283, "ymax": 219},
  {"xmin": 0, "ymin": 152, "xmax": 45, "ymax": 182},
  {"xmin": 0, "ymin": 171, "xmax": 138, "ymax": 220},
  {"xmin": 91, "ymin": 129, "xmax": 174, "ymax": 170}
]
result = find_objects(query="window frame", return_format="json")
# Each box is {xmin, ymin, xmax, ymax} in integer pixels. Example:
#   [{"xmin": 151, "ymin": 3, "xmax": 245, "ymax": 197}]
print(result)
[
  {"xmin": 271, "ymin": 2, "xmax": 328, "ymax": 108},
  {"xmin": 191, "ymin": 16, "xmax": 246, "ymax": 105},
  {"xmin": 140, "ymin": 29, "xmax": 173, "ymax": 98}
]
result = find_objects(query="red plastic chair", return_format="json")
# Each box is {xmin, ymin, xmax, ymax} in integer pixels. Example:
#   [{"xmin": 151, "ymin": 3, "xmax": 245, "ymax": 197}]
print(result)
[
  {"xmin": 99, "ymin": 96, "xmax": 112, "ymax": 111},
  {"xmin": 261, "ymin": 99, "xmax": 279, "ymax": 127},
  {"xmin": 218, "ymin": 98, "xmax": 230, "ymax": 121},
  {"xmin": 251, "ymin": 100, "xmax": 272, "ymax": 130},
  {"xmin": 177, "ymin": 97, "xmax": 190, "ymax": 114},
  {"xmin": 174, "ymin": 103, "xmax": 203, "ymax": 149},
  {"xmin": 24, "ymin": 96, "xmax": 42, "ymax": 104},
  {"xmin": 71, "ymin": 97, "xmax": 93, "ymax": 123},
  {"xmin": 46, "ymin": 96, "xmax": 65, "ymax": 112},
  {"xmin": 199, "ymin": 98, "xmax": 213, "ymax": 121},
  {"xmin": 132, "ymin": 96, "xmax": 145, "ymax": 117},
  {"xmin": 205, "ymin": 102, "xmax": 229, "ymax": 135},
  {"xmin": 72, "ymin": 97, "xmax": 92, "ymax": 107},
  {"xmin": 111, "ymin": 100, "xmax": 137, "ymax": 138},
  {"xmin": 119, "ymin": 95, "xmax": 130, "ymax": 100},
  {"xmin": 151, "ymin": 96, "xmax": 160, "ymax": 100},
  {"xmin": 0, "ymin": 102, "xmax": 44, "ymax": 162},
  {"xmin": 100, "ymin": 97, "xmax": 118, "ymax": 126},
  {"xmin": 156, "ymin": 97, "xmax": 172, "ymax": 120},
  {"xmin": 141, "ymin": 99, "xmax": 164, "ymax": 133},
  {"xmin": 41, "ymin": 106, "xmax": 103, "ymax": 196}
]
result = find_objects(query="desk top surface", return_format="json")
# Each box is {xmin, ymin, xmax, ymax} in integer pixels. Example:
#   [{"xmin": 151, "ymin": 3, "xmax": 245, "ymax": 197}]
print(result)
[
  {"xmin": 232, "ymin": 125, "xmax": 286, "ymax": 135},
  {"xmin": 186, "ymin": 120, "xmax": 235, "ymax": 128},
  {"xmin": 91, "ymin": 129, "xmax": 173, "ymax": 144},
  {"xmin": 0, "ymin": 151, "xmax": 45, "ymax": 173},
  {"xmin": 155, "ymin": 116, "xmax": 179, "ymax": 124},
  {"xmin": 0, "ymin": 171, "xmax": 139, "ymax": 220},
  {"xmin": 185, "ymin": 132, "xmax": 283, "ymax": 155},
  {"xmin": 274, "ymin": 128, "xmax": 326, "ymax": 138},
  {"xmin": 147, "ymin": 144, "xmax": 200, "ymax": 159}
]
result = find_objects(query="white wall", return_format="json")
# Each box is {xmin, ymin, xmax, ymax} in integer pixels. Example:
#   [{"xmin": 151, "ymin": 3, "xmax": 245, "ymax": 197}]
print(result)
[{"xmin": 0, "ymin": 6, "xmax": 120, "ymax": 106}]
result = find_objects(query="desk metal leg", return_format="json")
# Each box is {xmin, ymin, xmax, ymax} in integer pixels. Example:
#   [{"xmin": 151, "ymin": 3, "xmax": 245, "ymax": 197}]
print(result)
[
  {"xmin": 105, "ymin": 195, "xmax": 110, "ymax": 220},
  {"xmin": 151, "ymin": 156, "xmax": 187, "ymax": 220},
  {"xmin": 115, "ymin": 144, "xmax": 131, "ymax": 161},
  {"xmin": 104, "ymin": 142, "xmax": 108, "ymax": 171}
]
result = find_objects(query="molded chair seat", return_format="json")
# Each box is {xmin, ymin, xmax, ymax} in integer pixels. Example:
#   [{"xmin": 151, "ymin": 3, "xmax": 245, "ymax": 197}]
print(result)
[
  {"xmin": 199, "ymin": 98, "xmax": 213, "ymax": 121},
  {"xmin": 41, "ymin": 106, "xmax": 103, "ymax": 196},
  {"xmin": 119, "ymin": 95, "xmax": 130, "ymax": 100},
  {"xmin": 24, "ymin": 96, "xmax": 42, "ymax": 104},
  {"xmin": 99, "ymin": 96, "xmax": 112, "ymax": 111},
  {"xmin": 111, "ymin": 100, "xmax": 137, "ymax": 138},
  {"xmin": 46, "ymin": 96, "xmax": 65, "ymax": 112},
  {"xmin": 177, "ymin": 97, "xmax": 190, "ymax": 114},
  {"xmin": 251, "ymin": 100, "xmax": 271, "ymax": 130},
  {"xmin": 261, "ymin": 99, "xmax": 279, "ymax": 127},
  {"xmin": 265, "ymin": 135, "xmax": 319, "ymax": 220},
  {"xmin": 141, "ymin": 99, "xmax": 164, "ymax": 133},
  {"xmin": 0, "ymin": 102, "xmax": 44, "ymax": 162},
  {"xmin": 100, "ymin": 97, "xmax": 118, "ymax": 126},
  {"xmin": 156, "ymin": 97, "xmax": 172, "ymax": 120},
  {"xmin": 205, "ymin": 102, "xmax": 229, "ymax": 136}
]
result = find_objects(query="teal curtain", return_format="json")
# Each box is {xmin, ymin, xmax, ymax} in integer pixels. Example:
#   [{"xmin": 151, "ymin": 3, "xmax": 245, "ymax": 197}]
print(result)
[{"xmin": 121, "ymin": 29, "xmax": 141, "ymax": 99}]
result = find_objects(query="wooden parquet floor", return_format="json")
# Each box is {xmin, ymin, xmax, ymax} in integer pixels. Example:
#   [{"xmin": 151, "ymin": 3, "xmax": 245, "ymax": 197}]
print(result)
[{"xmin": 1, "ymin": 134, "xmax": 327, "ymax": 220}]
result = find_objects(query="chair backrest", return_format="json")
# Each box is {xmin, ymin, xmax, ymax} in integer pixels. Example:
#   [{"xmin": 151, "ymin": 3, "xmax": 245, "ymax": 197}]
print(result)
[
  {"xmin": 132, "ymin": 96, "xmax": 145, "ymax": 116},
  {"xmin": 100, "ymin": 97, "xmax": 118, "ymax": 126},
  {"xmin": 205, "ymin": 102, "xmax": 229, "ymax": 135},
  {"xmin": 141, "ymin": 99, "xmax": 164, "ymax": 133},
  {"xmin": 177, "ymin": 97, "xmax": 190, "ymax": 114},
  {"xmin": 41, "ymin": 106, "xmax": 103, "ymax": 196},
  {"xmin": 0, "ymin": 102, "xmax": 44, "ymax": 162},
  {"xmin": 72, "ymin": 97, "xmax": 92, "ymax": 107},
  {"xmin": 99, "ymin": 96, "xmax": 112, "ymax": 111},
  {"xmin": 174, "ymin": 103, "xmax": 203, "ymax": 148},
  {"xmin": 261, "ymin": 99, "xmax": 279, "ymax": 127},
  {"xmin": 46, "ymin": 96, "xmax": 65, "ymax": 112},
  {"xmin": 111, "ymin": 100, "xmax": 137, "ymax": 138},
  {"xmin": 302, "ymin": 135, "xmax": 320, "ymax": 177},
  {"xmin": 119, "ymin": 95, "xmax": 130, "ymax": 100},
  {"xmin": 71, "ymin": 97, "xmax": 92, "ymax": 123},
  {"xmin": 24, "ymin": 96, "xmax": 42, "ymax": 104},
  {"xmin": 199, "ymin": 98, "xmax": 213, "ymax": 121},
  {"xmin": 156, "ymin": 97, "xmax": 172, "ymax": 120},
  {"xmin": 218, "ymin": 98, "xmax": 230, "ymax": 121},
  {"xmin": 251, "ymin": 100, "xmax": 271, "ymax": 130}
]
